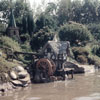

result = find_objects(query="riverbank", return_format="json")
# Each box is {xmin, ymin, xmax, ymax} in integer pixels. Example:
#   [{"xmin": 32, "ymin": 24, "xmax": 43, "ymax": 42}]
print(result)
[
  {"xmin": 0, "ymin": 57, "xmax": 96, "ymax": 94},
  {"xmin": 0, "ymin": 51, "xmax": 31, "ymax": 93},
  {"xmin": 0, "ymin": 36, "xmax": 99, "ymax": 94}
]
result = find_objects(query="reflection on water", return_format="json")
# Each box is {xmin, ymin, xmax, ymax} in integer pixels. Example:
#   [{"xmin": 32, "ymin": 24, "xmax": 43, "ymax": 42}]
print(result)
[
  {"xmin": 26, "ymin": 97, "xmax": 41, "ymax": 100},
  {"xmin": 0, "ymin": 72, "xmax": 100, "ymax": 100}
]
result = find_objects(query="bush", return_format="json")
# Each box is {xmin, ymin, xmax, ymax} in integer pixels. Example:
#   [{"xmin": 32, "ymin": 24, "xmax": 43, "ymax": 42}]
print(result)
[
  {"xmin": 92, "ymin": 45, "xmax": 100, "ymax": 57},
  {"xmin": 87, "ymin": 23, "xmax": 100, "ymax": 41},
  {"xmin": 0, "ymin": 23, "xmax": 6, "ymax": 33},
  {"xmin": 88, "ymin": 55, "xmax": 100, "ymax": 66},
  {"xmin": 20, "ymin": 34, "xmax": 30, "ymax": 43},
  {"xmin": 59, "ymin": 22, "xmax": 93, "ymax": 45},
  {"xmin": 72, "ymin": 47, "xmax": 89, "ymax": 59},
  {"xmin": 30, "ymin": 27, "xmax": 55, "ymax": 51},
  {"xmin": 77, "ymin": 55, "xmax": 88, "ymax": 64},
  {"xmin": 0, "ymin": 36, "xmax": 21, "ymax": 51}
]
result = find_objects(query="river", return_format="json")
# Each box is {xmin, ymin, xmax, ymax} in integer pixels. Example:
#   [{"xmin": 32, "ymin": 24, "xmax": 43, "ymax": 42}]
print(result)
[{"xmin": 0, "ymin": 71, "xmax": 100, "ymax": 100}]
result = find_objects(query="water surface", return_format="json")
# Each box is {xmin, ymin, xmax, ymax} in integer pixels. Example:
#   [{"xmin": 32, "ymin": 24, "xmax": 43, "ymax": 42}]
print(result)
[{"xmin": 0, "ymin": 72, "xmax": 100, "ymax": 100}]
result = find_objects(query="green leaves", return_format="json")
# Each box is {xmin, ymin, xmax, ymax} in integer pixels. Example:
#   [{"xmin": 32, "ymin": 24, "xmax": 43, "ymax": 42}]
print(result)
[
  {"xmin": 30, "ymin": 27, "xmax": 54, "ymax": 50},
  {"xmin": 59, "ymin": 22, "xmax": 93, "ymax": 45}
]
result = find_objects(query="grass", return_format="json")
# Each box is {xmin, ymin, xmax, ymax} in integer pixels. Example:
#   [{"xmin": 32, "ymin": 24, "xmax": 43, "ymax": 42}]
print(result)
[{"xmin": 0, "ymin": 36, "xmax": 21, "ymax": 52}]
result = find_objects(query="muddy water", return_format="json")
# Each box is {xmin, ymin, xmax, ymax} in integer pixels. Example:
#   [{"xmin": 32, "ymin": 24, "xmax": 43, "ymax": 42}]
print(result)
[{"xmin": 1, "ymin": 72, "xmax": 100, "ymax": 100}]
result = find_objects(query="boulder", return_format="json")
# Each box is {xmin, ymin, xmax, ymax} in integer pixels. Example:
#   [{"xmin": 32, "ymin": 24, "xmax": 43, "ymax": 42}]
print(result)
[
  {"xmin": 18, "ymin": 71, "xmax": 28, "ymax": 79},
  {"xmin": 10, "ymin": 71, "xmax": 18, "ymax": 80},
  {"xmin": 50, "ymin": 76, "xmax": 57, "ymax": 81},
  {"xmin": 11, "ymin": 80, "xmax": 23, "ymax": 87},
  {"xmin": 63, "ymin": 61, "xmax": 85, "ymax": 74},
  {"xmin": 19, "ymin": 74, "xmax": 30, "ymax": 84},
  {"xmin": 10, "ymin": 65, "xmax": 31, "ymax": 87},
  {"xmin": 78, "ymin": 65, "xmax": 95, "ymax": 74},
  {"xmin": 16, "ymin": 66, "xmax": 25, "ymax": 72},
  {"xmin": 0, "ymin": 82, "xmax": 13, "ymax": 92}
]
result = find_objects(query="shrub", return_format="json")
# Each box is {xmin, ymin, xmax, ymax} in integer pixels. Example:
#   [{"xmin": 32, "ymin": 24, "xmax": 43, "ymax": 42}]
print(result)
[
  {"xmin": 87, "ymin": 23, "xmax": 100, "ymax": 40},
  {"xmin": 30, "ymin": 27, "xmax": 55, "ymax": 51},
  {"xmin": 77, "ymin": 55, "xmax": 88, "ymax": 64},
  {"xmin": 0, "ymin": 36, "xmax": 21, "ymax": 51},
  {"xmin": 72, "ymin": 47, "xmax": 89, "ymax": 59},
  {"xmin": 88, "ymin": 55, "xmax": 100, "ymax": 66},
  {"xmin": 0, "ymin": 23, "xmax": 6, "ymax": 33},
  {"xmin": 20, "ymin": 34, "xmax": 30, "ymax": 43},
  {"xmin": 92, "ymin": 45, "xmax": 100, "ymax": 57},
  {"xmin": 59, "ymin": 22, "xmax": 93, "ymax": 45}
]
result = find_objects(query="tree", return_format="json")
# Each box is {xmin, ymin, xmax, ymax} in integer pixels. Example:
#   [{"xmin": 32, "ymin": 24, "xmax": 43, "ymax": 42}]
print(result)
[
  {"xmin": 71, "ymin": 0, "xmax": 82, "ymax": 23},
  {"xmin": 80, "ymin": 0, "xmax": 98, "ymax": 23},
  {"xmin": 27, "ymin": 12, "xmax": 35, "ymax": 36},
  {"xmin": 36, "ymin": 13, "xmax": 58, "ymax": 32},
  {"xmin": 0, "ymin": 0, "xmax": 11, "ymax": 20},
  {"xmin": 22, "ymin": 15, "xmax": 27, "ymax": 33},
  {"xmin": 57, "ymin": 0, "xmax": 72, "ymax": 25},
  {"xmin": 36, "ymin": 14, "xmax": 45, "ymax": 31},
  {"xmin": 59, "ymin": 22, "xmax": 93, "ymax": 45},
  {"xmin": 30, "ymin": 27, "xmax": 54, "ymax": 50},
  {"xmin": 45, "ymin": 2, "xmax": 57, "ymax": 16}
]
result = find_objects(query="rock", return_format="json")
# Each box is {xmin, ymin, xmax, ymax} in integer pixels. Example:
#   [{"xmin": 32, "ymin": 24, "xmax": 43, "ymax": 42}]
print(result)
[
  {"xmin": 18, "ymin": 71, "xmax": 28, "ymax": 79},
  {"xmin": 16, "ymin": 66, "xmax": 25, "ymax": 72},
  {"xmin": 19, "ymin": 74, "xmax": 30, "ymax": 84},
  {"xmin": 11, "ymin": 80, "xmax": 23, "ymax": 87},
  {"xmin": 74, "ymin": 67, "xmax": 84, "ymax": 74},
  {"xmin": 50, "ymin": 76, "xmax": 57, "ymax": 81},
  {"xmin": 0, "ymin": 82, "xmax": 13, "ymax": 93},
  {"xmin": 63, "ymin": 61, "xmax": 85, "ymax": 74},
  {"xmin": 10, "ymin": 71, "xmax": 18, "ymax": 80},
  {"xmin": 0, "ymin": 51, "xmax": 2, "ymax": 57},
  {"xmin": 57, "ymin": 76, "xmax": 63, "ymax": 81},
  {"xmin": 78, "ymin": 65, "xmax": 95, "ymax": 74},
  {"xmin": 10, "ymin": 65, "xmax": 30, "ymax": 87},
  {"xmin": 4, "ymin": 73, "xmax": 9, "ymax": 79},
  {"xmin": 64, "ymin": 61, "xmax": 95, "ymax": 74}
]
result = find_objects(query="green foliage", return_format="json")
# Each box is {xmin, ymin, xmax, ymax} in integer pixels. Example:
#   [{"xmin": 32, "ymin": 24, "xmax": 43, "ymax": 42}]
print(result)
[
  {"xmin": 57, "ymin": 0, "xmax": 72, "ymax": 25},
  {"xmin": 0, "ymin": 0, "xmax": 11, "ymax": 19},
  {"xmin": 56, "ymin": 0, "xmax": 100, "ymax": 24},
  {"xmin": 59, "ymin": 22, "xmax": 93, "ymax": 45},
  {"xmin": 22, "ymin": 15, "xmax": 27, "ymax": 33},
  {"xmin": 72, "ymin": 47, "xmax": 89, "ymax": 58},
  {"xmin": 30, "ymin": 27, "xmax": 55, "ymax": 50},
  {"xmin": 20, "ymin": 34, "xmax": 30, "ymax": 43},
  {"xmin": 0, "ymin": 23, "xmax": 6, "ymax": 33},
  {"xmin": 27, "ymin": 12, "xmax": 35, "ymax": 36},
  {"xmin": 0, "ymin": 0, "xmax": 31, "ymax": 34},
  {"xmin": 45, "ymin": 2, "xmax": 57, "ymax": 15},
  {"xmin": 87, "ymin": 23, "xmax": 100, "ymax": 40},
  {"xmin": 77, "ymin": 55, "xmax": 88, "ymax": 64},
  {"xmin": 0, "ymin": 36, "xmax": 21, "ymax": 51},
  {"xmin": 88, "ymin": 55, "xmax": 100, "ymax": 66},
  {"xmin": 92, "ymin": 45, "xmax": 100, "ymax": 57},
  {"xmin": 36, "ymin": 13, "xmax": 57, "ymax": 31}
]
